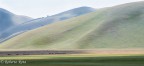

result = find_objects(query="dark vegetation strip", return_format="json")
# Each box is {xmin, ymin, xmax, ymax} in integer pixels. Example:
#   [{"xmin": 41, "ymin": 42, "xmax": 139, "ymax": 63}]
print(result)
[{"xmin": 0, "ymin": 56, "xmax": 144, "ymax": 66}]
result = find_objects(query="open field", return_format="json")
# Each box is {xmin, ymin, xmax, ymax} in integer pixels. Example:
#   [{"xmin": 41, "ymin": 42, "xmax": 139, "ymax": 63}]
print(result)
[
  {"xmin": 0, "ymin": 54, "xmax": 144, "ymax": 66},
  {"xmin": 0, "ymin": 49, "xmax": 144, "ymax": 66}
]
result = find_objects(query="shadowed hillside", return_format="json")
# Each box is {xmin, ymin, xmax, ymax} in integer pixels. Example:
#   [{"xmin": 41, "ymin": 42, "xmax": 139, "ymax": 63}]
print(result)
[
  {"xmin": 1, "ymin": 1, "xmax": 144, "ymax": 49},
  {"xmin": 0, "ymin": 8, "xmax": 32, "ymax": 43},
  {"xmin": 0, "ymin": 8, "xmax": 32, "ymax": 32}
]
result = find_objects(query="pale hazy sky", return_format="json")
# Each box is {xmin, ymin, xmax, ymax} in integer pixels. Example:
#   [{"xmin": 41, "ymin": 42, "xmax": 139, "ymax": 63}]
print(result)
[{"xmin": 0, "ymin": 0, "xmax": 143, "ymax": 18}]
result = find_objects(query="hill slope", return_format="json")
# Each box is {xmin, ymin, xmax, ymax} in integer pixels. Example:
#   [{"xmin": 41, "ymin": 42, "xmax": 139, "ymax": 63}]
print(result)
[
  {"xmin": 0, "ymin": 7, "xmax": 95, "ymax": 43},
  {"xmin": 1, "ymin": 1, "xmax": 144, "ymax": 49}
]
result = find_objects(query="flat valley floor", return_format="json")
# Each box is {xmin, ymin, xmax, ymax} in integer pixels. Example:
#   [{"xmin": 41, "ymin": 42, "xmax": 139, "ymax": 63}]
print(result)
[{"xmin": 0, "ymin": 49, "xmax": 144, "ymax": 66}]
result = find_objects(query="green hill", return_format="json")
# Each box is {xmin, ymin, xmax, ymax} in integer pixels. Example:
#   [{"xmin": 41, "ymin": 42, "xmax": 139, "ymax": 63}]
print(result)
[{"xmin": 1, "ymin": 1, "xmax": 144, "ymax": 49}]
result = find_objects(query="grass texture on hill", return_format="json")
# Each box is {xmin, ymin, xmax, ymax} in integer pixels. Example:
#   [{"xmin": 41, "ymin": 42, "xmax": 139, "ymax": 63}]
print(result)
[{"xmin": 1, "ymin": 1, "xmax": 144, "ymax": 49}]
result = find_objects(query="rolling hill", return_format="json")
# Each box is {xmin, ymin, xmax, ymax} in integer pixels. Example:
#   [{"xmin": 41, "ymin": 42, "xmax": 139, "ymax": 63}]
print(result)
[
  {"xmin": 0, "ymin": 7, "xmax": 95, "ymax": 43},
  {"xmin": 0, "ymin": 1, "xmax": 144, "ymax": 49}
]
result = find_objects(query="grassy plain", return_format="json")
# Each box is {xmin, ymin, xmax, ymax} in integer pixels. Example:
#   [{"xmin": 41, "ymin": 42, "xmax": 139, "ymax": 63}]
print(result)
[{"xmin": 0, "ymin": 54, "xmax": 144, "ymax": 66}]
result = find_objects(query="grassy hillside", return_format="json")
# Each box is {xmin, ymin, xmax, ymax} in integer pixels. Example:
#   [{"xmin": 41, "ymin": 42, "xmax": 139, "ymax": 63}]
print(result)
[{"xmin": 1, "ymin": 1, "xmax": 144, "ymax": 49}]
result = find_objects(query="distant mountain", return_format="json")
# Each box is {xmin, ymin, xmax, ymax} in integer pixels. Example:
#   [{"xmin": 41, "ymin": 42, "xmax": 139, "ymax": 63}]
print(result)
[
  {"xmin": 0, "ymin": 8, "xmax": 32, "ymax": 32},
  {"xmin": 50, "ymin": 6, "xmax": 96, "ymax": 21},
  {"xmin": 1, "ymin": 1, "xmax": 144, "ymax": 49},
  {"xmin": 0, "ymin": 7, "xmax": 95, "ymax": 43}
]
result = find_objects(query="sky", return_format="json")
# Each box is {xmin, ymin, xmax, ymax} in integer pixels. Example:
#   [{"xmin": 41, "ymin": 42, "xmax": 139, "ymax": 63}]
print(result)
[{"xmin": 0, "ymin": 0, "xmax": 143, "ymax": 18}]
